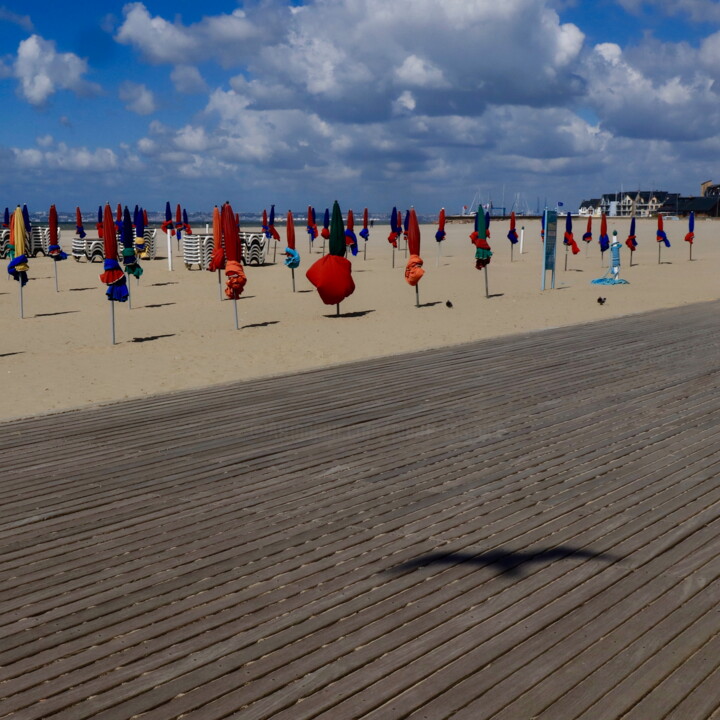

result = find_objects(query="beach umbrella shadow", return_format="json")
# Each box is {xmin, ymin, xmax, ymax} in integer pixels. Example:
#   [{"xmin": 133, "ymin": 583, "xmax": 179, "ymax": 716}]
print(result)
[
  {"xmin": 242, "ymin": 320, "xmax": 279, "ymax": 329},
  {"xmin": 131, "ymin": 334, "xmax": 175, "ymax": 343},
  {"xmin": 390, "ymin": 546, "xmax": 618, "ymax": 578},
  {"xmin": 324, "ymin": 309, "xmax": 374, "ymax": 319}
]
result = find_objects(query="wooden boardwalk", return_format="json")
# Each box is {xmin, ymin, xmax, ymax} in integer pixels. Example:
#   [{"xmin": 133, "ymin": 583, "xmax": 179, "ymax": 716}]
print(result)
[{"xmin": 2, "ymin": 301, "xmax": 720, "ymax": 719}]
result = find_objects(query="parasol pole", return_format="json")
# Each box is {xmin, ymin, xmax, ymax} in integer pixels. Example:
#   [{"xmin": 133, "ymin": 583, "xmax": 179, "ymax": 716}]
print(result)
[
  {"xmin": 392, "ymin": 245, "xmax": 395, "ymax": 268},
  {"xmin": 127, "ymin": 277, "xmax": 132, "ymax": 309},
  {"xmin": 564, "ymin": 244, "xmax": 568, "ymax": 271},
  {"xmin": 484, "ymin": 266, "xmax": 489, "ymax": 298},
  {"xmin": 18, "ymin": 283, "xmax": 24, "ymax": 319},
  {"xmin": 520, "ymin": 226, "xmax": 525, "ymax": 255},
  {"xmin": 336, "ymin": 303, "xmax": 340, "ymax": 316},
  {"xmin": 273, "ymin": 239, "xmax": 277, "ymax": 263},
  {"xmin": 510, "ymin": 242, "xmax": 514, "ymax": 263},
  {"xmin": 233, "ymin": 297, "xmax": 239, "ymax": 329},
  {"xmin": 217, "ymin": 270, "xmax": 222, "ymax": 300},
  {"xmin": 322, "ymin": 237, "xmax": 326, "ymax": 256},
  {"xmin": 53, "ymin": 261, "xmax": 59, "ymax": 292},
  {"xmin": 689, "ymin": 242, "xmax": 693, "ymax": 262},
  {"xmin": 436, "ymin": 241, "xmax": 441, "ymax": 267},
  {"xmin": 364, "ymin": 242, "xmax": 367, "ymax": 260},
  {"xmin": 415, "ymin": 283, "xmax": 420, "ymax": 308},
  {"xmin": 291, "ymin": 267, "xmax": 296, "ymax": 292},
  {"xmin": 110, "ymin": 300, "xmax": 116, "ymax": 345},
  {"xmin": 658, "ymin": 243, "xmax": 661, "ymax": 265}
]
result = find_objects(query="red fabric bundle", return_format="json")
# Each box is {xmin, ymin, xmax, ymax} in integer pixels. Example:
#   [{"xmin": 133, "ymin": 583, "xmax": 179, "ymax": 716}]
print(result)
[{"xmin": 306, "ymin": 254, "xmax": 355, "ymax": 305}]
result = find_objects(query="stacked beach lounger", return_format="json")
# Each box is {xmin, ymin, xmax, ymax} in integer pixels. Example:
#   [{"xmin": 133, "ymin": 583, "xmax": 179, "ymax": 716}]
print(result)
[
  {"xmin": 183, "ymin": 232, "xmax": 269, "ymax": 269},
  {"xmin": 72, "ymin": 228, "xmax": 157, "ymax": 262}
]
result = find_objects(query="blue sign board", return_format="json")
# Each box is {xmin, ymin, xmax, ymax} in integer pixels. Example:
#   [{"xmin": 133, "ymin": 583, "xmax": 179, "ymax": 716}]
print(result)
[{"xmin": 541, "ymin": 210, "xmax": 558, "ymax": 290}]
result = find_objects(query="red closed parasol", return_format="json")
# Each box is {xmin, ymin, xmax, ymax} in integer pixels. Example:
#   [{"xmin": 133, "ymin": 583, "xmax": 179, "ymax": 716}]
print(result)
[
  {"xmin": 405, "ymin": 208, "xmax": 424, "ymax": 306},
  {"xmin": 222, "ymin": 202, "xmax": 246, "ymax": 303}
]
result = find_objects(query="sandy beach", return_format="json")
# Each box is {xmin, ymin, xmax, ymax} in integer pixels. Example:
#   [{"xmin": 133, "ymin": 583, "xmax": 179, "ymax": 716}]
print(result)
[{"xmin": 1, "ymin": 216, "xmax": 717, "ymax": 421}]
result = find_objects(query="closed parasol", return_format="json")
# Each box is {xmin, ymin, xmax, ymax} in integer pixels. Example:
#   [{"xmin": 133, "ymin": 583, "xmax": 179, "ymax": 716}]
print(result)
[
  {"xmin": 685, "ymin": 211, "xmax": 694, "ymax": 260},
  {"xmin": 48, "ymin": 204, "xmax": 67, "ymax": 292},
  {"xmin": 599, "ymin": 212, "xmax": 609, "ymax": 256},
  {"xmin": 405, "ymin": 208, "xmax": 424, "ymax": 306},
  {"xmin": 8, "ymin": 206, "xmax": 29, "ymax": 316},
  {"xmin": 435, "ymin": 207, "xmax": 446, "ymax": 266},
  {"xmin": 306, "ymin": 200, "xmax": 355, "ymax": 313},
  {"xmin": 507, "ymin": 210, "xmax": 518, "ymax": 262},
  {"xmin": 208, "ymin": 204, "xmax": 225, "ymax": 299},
  {"xmin": 161, "ymin": 201, "xmax": 175, "ymax": 270},
  {"xmin": 99, "ymin": 203, "xmax": 128, "ymax": 343},
  {"xmin": 76, "ymin": 207, "xmax": 86, "ymax": 239},
  {"xmin": 222, "ymin": 201, "xmax": 246, "ymax": 327},
  {"xmin": 306, "ymin": 206, "xmax": 317, "ymax": 253},
  {"xmin": 657, "ymin": 213, "xmax": 670, "ymax": 264},
  {"xmin": 470, "ymin": 206, "xmax": 492, "ymax": 298},
  {"xmin": 320, "ymin": 207, "xmax": 330, "ymax": 255},
  {"xmin": 48, "ymin": 204, "xmax": 67, "ymax": 261},
  {"xmin": 563, "ymin": 211, "xmax": 579, "ymax": 269},
  {"xmin": 345, "ymin": 209, "xmax": 358, "ymax": 256},
  {"xmin": 121, "ymin": 205, "xmax": 143, "ymax": 280},
  {"xmin": 625, "ymin": 216, "xmax": 637, "ymax": 266},
  {"xmin": 285, "ymin": 209, "xmax": 300, "ymax": 291},
  {"xmin": 360, "ymin": 207, "xmax": 370, "ymax": 259}
]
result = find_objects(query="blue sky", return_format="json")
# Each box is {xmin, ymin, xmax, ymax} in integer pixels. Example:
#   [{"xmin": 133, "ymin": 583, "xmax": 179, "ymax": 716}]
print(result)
[{"xmin": 2, "ymin": 0, "xmax": 720, "ymax": 215}]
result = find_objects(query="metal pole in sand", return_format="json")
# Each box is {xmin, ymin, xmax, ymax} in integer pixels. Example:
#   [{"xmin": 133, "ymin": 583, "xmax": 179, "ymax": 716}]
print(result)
[
  {"xmin": 364, "ymin": 242, "xmax": 367, "ymax": 261},
  {"xmin": 273, "ymin": 240, "xmax": 277, "ymax": 264},
  {"xmin": 392, "ymin": 245, "xmax": 395, "ymax": 269},
  {"xmin": 658, "ymin": 243, "xmax": 661, "ymax": 265},
  {"xmin": 233, "ymin": 297, "xmax": 239, "ymax": 329},
  {"xmin": 520, "ymin": 226, "xmax": 525, "ymax": 255},
  {"xmin": 217, "ymin": 270, "xmax": 222, "ymax": 300},
  {"xmin": 291, "ymin": 268, "xmax": 296, "ymax": 292},
  {"xmin": 510, "ymin": 242, "xmax": 514, "ymax": 263},
  {"xmin": 690, "ymin": 243, "xmax": 693, "ymax": 261},
  {"xmin": 564, "ymin": 245, "xmax": 568, "ymax": 271},
  {"xmin": 436, "ymin": 241, "xmax": 441, "ymax": 267},
  {"xmin": 127, "ymin": 277, "xmax": 132, "ymax": 309},
  {"xmin": 484, "ymin": 266, "xmax": 489, "ymax": 298},
  {"xmin": 336, "ymin": 303, "xmax": 340, "ymax": 317},
  {"xmin": 415, "ymin": 284, "xmax": 420, "ymax": 308},
  {"xmin": 53, "ymin": 261, "xmax": 59, "ymax": 292},
  {"xmin": 110, "ymin": 300, "xmax": 116, "ymax": 345},
  {"xmin": 18, "ymin": 282, "xmax": 24, "ymax": 319}
]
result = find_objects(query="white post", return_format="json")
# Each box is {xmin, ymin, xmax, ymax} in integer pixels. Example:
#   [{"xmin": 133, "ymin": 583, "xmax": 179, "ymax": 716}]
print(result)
[
  {"xmin": 520, "ymin": 226, "xmax": 525, "ymax": 255},
  {"xmin": 166, "ymin": 232, "xmax": 173, "ymax": 271},
  {"xmin": 110, "ymin": 300, "xmax": 116, "ymax": 345}
]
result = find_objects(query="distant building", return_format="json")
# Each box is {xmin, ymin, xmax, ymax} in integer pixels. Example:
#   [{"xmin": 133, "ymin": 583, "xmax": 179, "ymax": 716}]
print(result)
[
  {"xmin": 701, "ymin": 180, "xmax": 720, "ymax": 198},
  {"xmin": 659, "ymin": 195, "xmax": 720, "ymax": 217},
  {"xmin": 578, "ymin": 191, "xmax": 678, "ymax": 217}
]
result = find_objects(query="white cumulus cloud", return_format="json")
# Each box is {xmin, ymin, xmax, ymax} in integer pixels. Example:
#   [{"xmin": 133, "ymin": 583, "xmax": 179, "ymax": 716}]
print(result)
[
  {"xmin": 13, "ymin": 35, "xmax": 99, "ymax": 105},
  {"xmin": 119, "ymin": 81, "xmax": 157, "ymax": 115}
]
